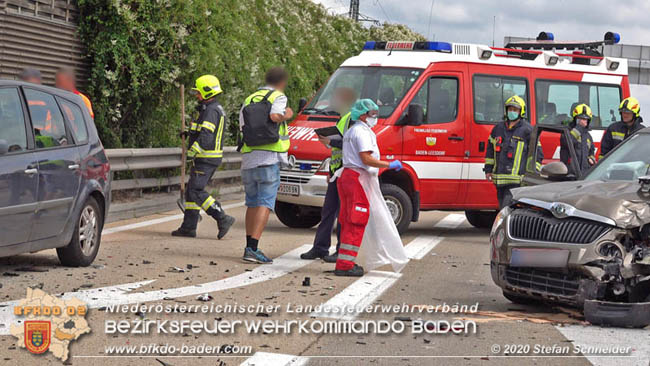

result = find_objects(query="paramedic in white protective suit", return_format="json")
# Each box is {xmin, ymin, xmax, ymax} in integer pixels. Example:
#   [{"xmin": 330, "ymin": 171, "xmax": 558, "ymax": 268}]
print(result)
[{"xmin": 333, "ymin": 99, "xmax": 409, "ymax": 277}]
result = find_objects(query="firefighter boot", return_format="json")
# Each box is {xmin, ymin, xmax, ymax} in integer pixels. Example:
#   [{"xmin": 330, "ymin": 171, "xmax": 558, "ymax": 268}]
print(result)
[
  {"xmin": 207, "ymin": 202, "xmax": 235, "ymax": 240},
  {"xmin": 172, "ymin": 210, "xmax": 199, "ymax": 238}
]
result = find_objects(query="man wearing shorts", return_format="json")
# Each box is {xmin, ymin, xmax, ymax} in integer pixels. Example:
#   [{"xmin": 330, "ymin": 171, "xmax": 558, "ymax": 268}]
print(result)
[{"xmin": 239, "ymin": 67, "xmax": 293, "ymax": 264}]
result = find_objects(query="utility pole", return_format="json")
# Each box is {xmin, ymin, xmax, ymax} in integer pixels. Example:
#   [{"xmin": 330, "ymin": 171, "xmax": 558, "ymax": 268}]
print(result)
[{"xmin": 349, "ymin": 0, "xmax": 360, "ymax": 22}]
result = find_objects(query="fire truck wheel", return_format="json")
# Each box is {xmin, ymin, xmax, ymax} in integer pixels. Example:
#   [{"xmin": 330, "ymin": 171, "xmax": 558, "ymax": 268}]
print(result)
[
  {"xmin": 465, "ymin": 210, "xmax": 498, "ymax": 229},
  {"xmin": 380, "ymin": 183, "xmax": 412, "ymax": 234},
  {"xmin": 274, "ymin": 201, "xmax": 322, "ymax": 229}
]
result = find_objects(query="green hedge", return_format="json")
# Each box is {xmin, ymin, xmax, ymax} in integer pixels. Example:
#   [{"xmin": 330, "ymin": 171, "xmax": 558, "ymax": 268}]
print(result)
[{"xmin": 77, "ymin": 0, "xmax": 424, "ymax": 148}]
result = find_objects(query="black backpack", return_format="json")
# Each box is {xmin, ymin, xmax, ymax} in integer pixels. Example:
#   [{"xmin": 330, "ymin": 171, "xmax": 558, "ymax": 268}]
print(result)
[{"xmin": 241, "ymin": 90, "xmax": 281, "ymax": 147}]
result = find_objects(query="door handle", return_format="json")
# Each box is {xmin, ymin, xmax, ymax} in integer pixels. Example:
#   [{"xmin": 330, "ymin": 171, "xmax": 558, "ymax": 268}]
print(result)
[
  {"xmin": 68, "ymin": 164, "xmax": 80, "ymax": 170},
  {"xmin": 448, "ymin": 136, "xmax": 464, "ymax": 141},
  {"xmin": 24, "ymin": 168, "xmax": 38, "ymax": 175}
]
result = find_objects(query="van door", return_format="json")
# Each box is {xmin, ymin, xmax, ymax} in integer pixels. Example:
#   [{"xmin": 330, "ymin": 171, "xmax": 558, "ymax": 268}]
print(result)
[
  {"xmin": 462, "ymin": 70, "xmax": 531, "ymax": 208},
  {"xmin": 23, "ymin": 88, "xmax": 82, "ymax": 242},
  {"xmin": 0, "ymin": 87, "xmax": 38, "ymax": 246},
  {"xmin": 401, "ymin": 71, "xmax": 466, "ymax": 206}
]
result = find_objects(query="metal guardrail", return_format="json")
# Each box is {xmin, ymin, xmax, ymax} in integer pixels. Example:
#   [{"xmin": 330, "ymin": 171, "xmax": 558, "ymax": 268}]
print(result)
[{"xmin": 105, "ymin": 146, "xmax": 241, "ymax": 192}]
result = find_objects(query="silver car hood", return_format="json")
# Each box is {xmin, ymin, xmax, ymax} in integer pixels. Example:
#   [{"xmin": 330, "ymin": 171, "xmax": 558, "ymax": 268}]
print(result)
[{"xmin": 511, "ymin": 180, "xmax": 650, "ymax": 228}]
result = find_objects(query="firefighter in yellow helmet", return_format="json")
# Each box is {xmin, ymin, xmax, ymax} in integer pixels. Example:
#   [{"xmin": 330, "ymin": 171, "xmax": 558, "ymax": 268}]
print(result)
[
  {"xmin": 484, "ymin": 96, "xmax": 543, "ymax": 208},
  {"xmin": 560, "ymin": 104, "xmax": 596, "ymax": 176},
  {"xmin": 599, "ymin": 97, "xmax": 645, "ymax": 158},
  {"xmin": 172, "ymin": 75, "xmax": 235, "ymax": 239}
]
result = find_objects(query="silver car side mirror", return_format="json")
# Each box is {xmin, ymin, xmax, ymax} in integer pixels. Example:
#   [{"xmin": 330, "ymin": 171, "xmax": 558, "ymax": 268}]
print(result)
[{"xmin": 540, "ymin": 161, "xmax": 568, "ymax": 178}]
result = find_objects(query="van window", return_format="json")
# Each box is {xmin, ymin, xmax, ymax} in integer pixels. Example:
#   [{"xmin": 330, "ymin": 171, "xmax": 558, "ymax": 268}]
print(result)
[
  {"xmin": 473, "ymin": 75, "xmax": 528, "ymax": 124},
  {"xmin": 303, "ymin": 67, "xmax": 422, "ymax": 119},
  {"xmin": 24, "ymin": 89, "xmax": 69, "ymax": 149},
  {"xmin": 535, "ymin": 80, "xmax": 621, "ymax": 129},
  {"xmin": 0, "ymin": 88, "xmax": 27, "ymax": 152},
  {"xmin": 59, "ymin": 98, "xmax": 88, "ymax": 143},
  {"xmin": 409, "ymin": 77, "xmax": 458, "ymax": 124}
]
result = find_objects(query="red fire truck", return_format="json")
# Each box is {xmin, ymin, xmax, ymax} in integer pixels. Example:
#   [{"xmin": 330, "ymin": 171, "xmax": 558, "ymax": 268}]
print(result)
[{"xmin": 276, "ymin": 32, "xmax": 629, "ymax": 233}]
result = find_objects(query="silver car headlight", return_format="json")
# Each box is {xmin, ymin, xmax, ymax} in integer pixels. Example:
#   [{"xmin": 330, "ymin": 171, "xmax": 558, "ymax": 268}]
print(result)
[{"xmin": 490, "ymin": 206, "xmax": 510, "ymax": 236}]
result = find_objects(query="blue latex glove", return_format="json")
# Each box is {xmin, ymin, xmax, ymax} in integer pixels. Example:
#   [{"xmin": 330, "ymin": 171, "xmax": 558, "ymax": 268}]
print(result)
[{"xmin": 388, "ymin": 160, "xmax": 403, "ymax": 171}]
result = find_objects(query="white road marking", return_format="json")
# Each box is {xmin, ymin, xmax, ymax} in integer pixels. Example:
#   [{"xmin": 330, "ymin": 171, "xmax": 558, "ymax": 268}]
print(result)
[
  {"xmin": 405, "ymin": 214, "xmax": 466, "ymax": 259},
  {"xmin": 556, "ymin": 325, "xmax": 650, "ymax": 366},
  {"xmin": 310, "ymin": 270, "xmax": 402, "ymax": 320},
  {"xmin": 312, "ymin": 213, "xmax": 467, "ymax": 319},
  {"xmin": 404, "ymin": 236, "xmax": 444, "ymax": 260},
  {"xmin": 240, "ymin": 352, "xmax": 309, "ymax": 366},
  {"xmin": 0, "ymin": 244, "xmax": 311, "ymax": 335},
  {"xmin": 433, "ymin": 213, "xmax": 467, "ymax": 229},
  {"xmin": 103, "ymin": 201, "xmax": 245, "ymax": 235}
]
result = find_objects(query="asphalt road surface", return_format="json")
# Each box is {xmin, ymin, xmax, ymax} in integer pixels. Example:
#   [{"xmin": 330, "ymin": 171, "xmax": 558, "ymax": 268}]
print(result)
[{"xmin": 0, "ymin": 196, "xmax": 648, "ymax": 366}]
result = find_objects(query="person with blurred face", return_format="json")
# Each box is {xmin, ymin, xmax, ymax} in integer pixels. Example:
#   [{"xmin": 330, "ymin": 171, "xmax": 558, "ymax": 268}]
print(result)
[
  {"xmin": 55, "ymin": 67, "xmax": 94, "ymax": 119},
  {"xmin": 19, "ymin": 68, "xmax": 42, "ymax": 84},
  {"xmin": 599, "ymin": 97, "xmax": 645, "ymax": 158},
  {"xmin": 300, "ymin": 87, "xmax": 357, "ymax": 262},
  {"xmin": 560, "ymin": 104, "xmax": 596, "ymax": 176}
]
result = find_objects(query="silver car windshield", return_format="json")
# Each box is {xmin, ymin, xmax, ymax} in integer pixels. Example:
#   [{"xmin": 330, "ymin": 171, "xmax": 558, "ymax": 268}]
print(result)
[
  {"xmin": 585, "ymin": 133, "xmax": 650, "ymax": 181},
  {"xmin": 303, "ymin": 67, "xmax": 422, "ymax": 118}
]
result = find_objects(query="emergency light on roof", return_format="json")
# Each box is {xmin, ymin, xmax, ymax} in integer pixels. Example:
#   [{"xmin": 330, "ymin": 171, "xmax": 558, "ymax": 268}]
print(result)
[{"xmin": 363, "ymin": 41, "xmax": 452, "ymax": 53}]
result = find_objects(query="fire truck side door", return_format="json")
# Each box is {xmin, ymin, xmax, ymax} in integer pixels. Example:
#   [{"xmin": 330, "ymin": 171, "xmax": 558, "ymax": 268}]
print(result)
[{"xmin": 401, "ymin": 72, "xmax": 466, "ymax": 206}]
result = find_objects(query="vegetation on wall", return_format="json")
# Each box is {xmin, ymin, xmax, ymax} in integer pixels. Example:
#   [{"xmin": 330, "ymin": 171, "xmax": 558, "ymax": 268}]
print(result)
[{"xmin": 77, "ymin": 0, "xmax": 424, "ymax": 148}]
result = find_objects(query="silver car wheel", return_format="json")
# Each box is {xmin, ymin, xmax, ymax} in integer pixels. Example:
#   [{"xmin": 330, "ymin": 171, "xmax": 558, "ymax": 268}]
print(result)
[{"xmin": 78, "ymin": 206, "xmax": 98, "ymax": 256}]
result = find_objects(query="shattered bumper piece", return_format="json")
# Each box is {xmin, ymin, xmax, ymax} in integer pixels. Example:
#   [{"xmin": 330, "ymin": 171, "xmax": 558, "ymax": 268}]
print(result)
[{"xmin": 584, "ymin": 299, "xmax": 650, "ymax": 328}]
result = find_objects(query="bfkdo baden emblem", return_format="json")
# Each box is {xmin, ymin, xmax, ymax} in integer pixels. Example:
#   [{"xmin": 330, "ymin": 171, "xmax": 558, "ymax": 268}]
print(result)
[{"xmin": 25, "ymin": 321, "xmax": 51, "ymax": 354}]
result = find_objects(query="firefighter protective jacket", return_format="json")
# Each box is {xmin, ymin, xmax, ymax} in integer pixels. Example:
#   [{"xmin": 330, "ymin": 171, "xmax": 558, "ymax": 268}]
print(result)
[
  {"xmin": 484, "ymin": 119, "xmax": 543, "ymax": 187},
  {"xmin": 560, "ymin": 123, "xmax": 595, "ymax": 176},
  {"xmin": 599, "ymin": 119, "xmax": 645, "ymax": 158},
  {"xmin": 188, "ymin": 98, "xmax": 226, "ymax": 166}
]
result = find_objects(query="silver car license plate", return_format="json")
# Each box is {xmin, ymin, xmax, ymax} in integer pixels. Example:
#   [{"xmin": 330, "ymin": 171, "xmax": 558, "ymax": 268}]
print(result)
[
  {"xmin": 278, "ymin": 183, "xmax": 300, "ymax": 196},
  {"xmin": 510, "ymin": 248, "xmax": 570, "ymax": 268}
]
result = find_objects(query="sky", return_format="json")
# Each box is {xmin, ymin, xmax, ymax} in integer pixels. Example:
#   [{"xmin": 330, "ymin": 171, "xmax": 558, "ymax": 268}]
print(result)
[
  {"xmin": 311, "ymin": 0, "xmax": 650, "ymax": 46},
  {"xmin": 311, "ymin": 0, "xmax": 650, "ymax": 108}
]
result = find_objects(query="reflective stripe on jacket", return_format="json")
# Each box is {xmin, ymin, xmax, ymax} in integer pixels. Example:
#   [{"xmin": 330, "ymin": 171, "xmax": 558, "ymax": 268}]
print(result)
[
  {"xmin": 484, "ymin": 119, "xmax": 543, "ymax": 187},
  {"xmin": 187, "ymin": 99, "xmax": 226, "ymax": 166},
  {"xmin": 599, "ymin": 119, "xmax": 645, "ymax": 158}
]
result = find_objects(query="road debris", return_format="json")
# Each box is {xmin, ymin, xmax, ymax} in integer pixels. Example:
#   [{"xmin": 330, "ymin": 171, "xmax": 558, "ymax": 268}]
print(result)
[{"xmin": 197, "ymin": 294, "xmax": 213, "ymax": 302}]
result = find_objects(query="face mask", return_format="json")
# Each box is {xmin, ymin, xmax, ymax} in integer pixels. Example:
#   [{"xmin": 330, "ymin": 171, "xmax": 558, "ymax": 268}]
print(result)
[
  {"xmin": 365, "ymin": 117, "xmax": 378, "ymax": 127},
  {"xmin": 507, "ymin": 110, "xmax": 520, "ymax": 121}
]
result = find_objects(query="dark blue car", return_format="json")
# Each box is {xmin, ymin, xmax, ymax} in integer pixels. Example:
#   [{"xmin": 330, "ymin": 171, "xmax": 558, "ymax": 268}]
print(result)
[{"xmin": 0, "ymin": 80, "xmax": 110, "ymax": 266}]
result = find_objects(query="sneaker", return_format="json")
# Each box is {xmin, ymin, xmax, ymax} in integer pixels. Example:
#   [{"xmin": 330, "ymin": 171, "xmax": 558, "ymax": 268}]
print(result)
[
  {"xmin": 334, "ymin": 264, "xmax": 364, "ymax": 277},
  {"xmin": 217, "ymin": 215, "xmax": 235, "ymax": 240},
  {"xmin": 171, "ymin": 228, "xmax": 196, "ymax": 238},
  {"xmin": 300, "ymin": 248, "xmax": 328, "ymax": 260},
  {"xmin": 243, "ymin": 247, "xmax": 273, "ymax": 264},
  {"xmin": 323, "ymin": 252, "xmax": 338, "ymax": 263}
]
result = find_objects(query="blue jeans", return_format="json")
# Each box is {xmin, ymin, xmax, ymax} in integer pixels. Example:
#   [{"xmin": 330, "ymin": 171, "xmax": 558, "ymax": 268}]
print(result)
[{"xmin": 241, "ymin": 164, "xmax": 281, "ymax": 210}]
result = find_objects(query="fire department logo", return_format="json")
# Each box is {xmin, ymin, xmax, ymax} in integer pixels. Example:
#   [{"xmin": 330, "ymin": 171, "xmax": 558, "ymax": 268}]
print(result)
[
  {"xmin": 25, "ymin": 321, "xmax": 51, "ymax": 354},
  {"xmin": 426, "ymin": 136, "xmax": 437, "ymax": 146}
]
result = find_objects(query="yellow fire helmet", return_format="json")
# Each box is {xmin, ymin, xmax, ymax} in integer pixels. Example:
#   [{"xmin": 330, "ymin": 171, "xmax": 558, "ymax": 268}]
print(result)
[
  {"xmin": 504, "ymin": 95, "xmax": 526, "ymax": 118},
  {"xmin": 572, "ymin": 103, "xmax": 593, "ymax": 121},
  {"xmin": 619, "ymin": 96, "xmax": 641, "ymax": 118},
  {"xmin": 193, "ymin": 74, "xmax": 223, "ymax": 100}
]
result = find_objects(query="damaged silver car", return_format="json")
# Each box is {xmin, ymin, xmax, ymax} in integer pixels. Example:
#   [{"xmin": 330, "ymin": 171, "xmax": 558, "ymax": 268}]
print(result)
[{"xmin": 490, "ymin": 126, "xmax": 650, "ymax": 327}]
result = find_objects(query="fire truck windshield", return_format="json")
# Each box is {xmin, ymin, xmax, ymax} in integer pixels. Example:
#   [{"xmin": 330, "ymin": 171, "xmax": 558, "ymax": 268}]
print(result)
[{"xmin": 303, "ymin": 67, "xmax": 422, "ymax": 119}]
